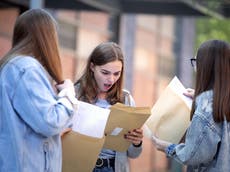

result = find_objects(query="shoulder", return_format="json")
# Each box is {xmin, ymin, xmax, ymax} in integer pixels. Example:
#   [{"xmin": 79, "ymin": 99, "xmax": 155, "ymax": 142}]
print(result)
[
  {"xmin": 1, "ymin": 55, "xmax": 43, "ymax": 77},
  {"xmin": 196, "ymin": 90, "xmax": 213, "ymax": 102},
  {"xmin": 123, "ymin": 89, "xmax": 135, "ymax": 106},
  {"xmin": 74, "ymin": 82, "xmax": 80, "ymax": 94},
  {"xmin": 194, "ymin": 90, "xmax": 216, "ymax": 126},
  {"xmin": 4, "ymin": 55, "xmax": 41, "ymax": 72},
  {"xmin": 195, "ymin": 90, "xmax": 213, "ymax": 114},
  {"xmin": 11, "ymin": 55, "xmax": 40, "ymax": 68}
]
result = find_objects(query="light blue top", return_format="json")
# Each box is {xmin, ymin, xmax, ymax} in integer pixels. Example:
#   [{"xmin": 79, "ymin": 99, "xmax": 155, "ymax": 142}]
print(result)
[
  {"xmin": 95, "ymin": 99, "xmax": 116, "ymax": 158},
  {"xmin": 166, "ymin": 90, "xmax": 230, "ymax": 172},
  {"xmin": 0, "ymin": 55, "xmax": 74, "ymax": 172}
]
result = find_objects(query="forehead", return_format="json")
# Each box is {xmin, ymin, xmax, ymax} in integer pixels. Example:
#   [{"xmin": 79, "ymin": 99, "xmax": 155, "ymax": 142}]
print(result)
[{"xmin": 98, "ymin": 60, "xmax": 122, "ymax": 71}]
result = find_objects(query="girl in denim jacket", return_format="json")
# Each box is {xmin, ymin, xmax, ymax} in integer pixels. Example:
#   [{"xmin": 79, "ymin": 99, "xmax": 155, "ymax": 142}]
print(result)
[
  {"xmin": 0, "ymin": 9, "xmax": 78, "ymax": 172},
  {"xmin": 152, "ymin": 39, "xmax": 230, "ymax": 172},
  {"xmin": 74, "ymin": 42, "xmax": 143, "ymax": 172}
]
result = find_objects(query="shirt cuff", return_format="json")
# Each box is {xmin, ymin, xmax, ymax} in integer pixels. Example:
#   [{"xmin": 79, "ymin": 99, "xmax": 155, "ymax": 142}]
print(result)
[
  {"xmin": 166, "ymin": 144, "xmax": 176, "ymax": 157},
  {"xmin": 133, "ymin": 141, "xmax": 143, "ymax": 147}
]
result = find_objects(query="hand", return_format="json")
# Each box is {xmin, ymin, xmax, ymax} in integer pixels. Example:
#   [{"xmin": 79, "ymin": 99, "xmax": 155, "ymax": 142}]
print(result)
[
  {"xmin": 152, "ymin": 134, "xmax": 171, "ymax": 152},
  {"xmin": 61, "ymin": 128, "xmax": 72, "ymax": 137},
  {"xmin": 56, "ymin": 79, "xmax": 75, "ymax": 94},
  {"xmin": 183, "ymin": 88, "xmax": 194, "ymax": 99},
  {"xmin": 56, "ymin": 79, "xmax": 78, "ymax": 106},
  {"xmin": 124, "ymin": 128, "xmax": 143, "ymax": 146}
]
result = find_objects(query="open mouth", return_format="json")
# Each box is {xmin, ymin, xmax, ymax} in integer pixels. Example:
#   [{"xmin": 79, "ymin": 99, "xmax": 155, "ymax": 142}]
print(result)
[{"xmin": 104, "ymin": 83, "xmax": 112, "ymax": 90}]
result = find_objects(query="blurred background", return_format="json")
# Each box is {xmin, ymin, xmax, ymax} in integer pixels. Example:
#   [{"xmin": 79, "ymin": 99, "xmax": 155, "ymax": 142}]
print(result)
[{"xmin": 0, "ymin": 0, "xmax": 230, "ymax": 171}]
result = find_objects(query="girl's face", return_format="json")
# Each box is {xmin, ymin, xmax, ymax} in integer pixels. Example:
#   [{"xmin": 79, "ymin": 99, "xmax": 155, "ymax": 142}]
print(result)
[{"xmin": 90, "ymin": 60, "xmax": 122, "ymax": 93}]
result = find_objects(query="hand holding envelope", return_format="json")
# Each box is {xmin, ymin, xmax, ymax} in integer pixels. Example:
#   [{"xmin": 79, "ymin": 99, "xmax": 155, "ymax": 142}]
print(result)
[
  {"xmin": 62, "ymin": 101, "xmax": 151, "ymax": 172},
  {"xmin": 103, "ymin": 103, "xmax": 151, "ymax": 152}
]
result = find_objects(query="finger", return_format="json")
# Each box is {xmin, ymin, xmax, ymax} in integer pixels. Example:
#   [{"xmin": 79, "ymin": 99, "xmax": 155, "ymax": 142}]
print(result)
[
  {"xmin": 127, "ymin": 132, "xmax": 143, "ymax": 139},
  {"xmin": 125, "ymin": 134, "xmax": 143, "ymax": 143}
]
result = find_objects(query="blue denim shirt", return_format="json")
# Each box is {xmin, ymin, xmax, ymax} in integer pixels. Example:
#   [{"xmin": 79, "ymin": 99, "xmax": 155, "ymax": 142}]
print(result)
[
  {"xmin": 166, "ymin": 90, "xmax": 230, "ymax": 172},
  {"xmin": 0, "ymin": 56, "xmax": 74, "ymax": 172}
]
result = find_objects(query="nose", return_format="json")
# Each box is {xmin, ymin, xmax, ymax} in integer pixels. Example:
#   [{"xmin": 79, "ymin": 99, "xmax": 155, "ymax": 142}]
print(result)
[{"xmin": 107, "ymin": 74, "xmax": 115, "ymax": 83}]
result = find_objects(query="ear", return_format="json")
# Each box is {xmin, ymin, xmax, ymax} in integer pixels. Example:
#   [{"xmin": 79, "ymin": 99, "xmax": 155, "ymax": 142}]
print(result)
[{"xmin": 90, "ymin": 62, "xmax": 95, "ymax": 72}]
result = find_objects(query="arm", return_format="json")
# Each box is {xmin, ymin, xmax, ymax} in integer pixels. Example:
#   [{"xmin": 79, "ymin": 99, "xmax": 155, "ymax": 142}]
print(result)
[
  {"xmin": 152, "ymin": 109, "xmax": 221, "ymax": 166},
  {"xmin": 167, "ymin": 114, "xmax": 221, "ymax": 165},
  {"xmin": 12, "ymin": 66, "xmax": 76, "ymax": 137}
]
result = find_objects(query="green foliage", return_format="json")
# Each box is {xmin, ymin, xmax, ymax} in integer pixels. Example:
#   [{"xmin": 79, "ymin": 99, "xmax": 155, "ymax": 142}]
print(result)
[{"xmin": 195, "ymin": 18, "xmax": 230, "ymax": 49}]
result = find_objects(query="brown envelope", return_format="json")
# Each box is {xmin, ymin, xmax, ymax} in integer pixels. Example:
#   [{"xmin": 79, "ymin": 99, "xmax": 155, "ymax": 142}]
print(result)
[
  {"xmin": 103, "ymin": 103, "xmax": 151, "ymax": 152},
  {"xmin": 62, "ymin": 131, "xmax": 105, "ymax": 172},
  {"xmin": 145, "ymin": 86, "xmax": 191, "ymax": 144}
]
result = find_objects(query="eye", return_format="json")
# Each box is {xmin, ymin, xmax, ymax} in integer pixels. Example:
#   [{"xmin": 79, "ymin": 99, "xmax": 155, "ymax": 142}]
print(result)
[
  {"xmin": 114, "ymin": 72, "xmax": 120, "ymax": 76},
  {"xmin": 101, "ymin": 71, "xmax": 109, "ymax": 75}
]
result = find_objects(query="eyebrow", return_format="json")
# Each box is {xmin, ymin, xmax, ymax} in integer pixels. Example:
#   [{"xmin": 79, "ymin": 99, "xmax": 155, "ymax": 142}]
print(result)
[{"xmin": 101, "ymin": 69, "xmax": 121, "ymax": 74}]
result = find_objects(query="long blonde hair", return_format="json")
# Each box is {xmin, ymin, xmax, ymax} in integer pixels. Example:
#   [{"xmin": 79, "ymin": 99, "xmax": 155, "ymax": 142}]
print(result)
[{"xmin": 6, "ymin": 8, "xmax": 63, "ymax": 83}]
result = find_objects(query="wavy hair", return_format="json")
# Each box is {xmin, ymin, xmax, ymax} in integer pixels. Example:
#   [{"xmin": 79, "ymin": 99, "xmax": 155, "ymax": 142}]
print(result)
[{"xmin": 75, "ymin": 42, "xmax": 124, "ymax": 104}]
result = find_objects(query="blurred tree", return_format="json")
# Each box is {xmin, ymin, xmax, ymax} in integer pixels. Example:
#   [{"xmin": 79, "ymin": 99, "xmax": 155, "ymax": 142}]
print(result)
[{"xmin": 195, "ymin": 18, "xmax": 230, "ymax": 49}]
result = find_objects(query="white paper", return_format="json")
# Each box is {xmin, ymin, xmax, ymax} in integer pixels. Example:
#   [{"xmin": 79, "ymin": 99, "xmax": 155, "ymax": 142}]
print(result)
[
  {"xmin": 110, "ymin": 127, "xmax": 123, "ymax": 136},
  {"xmin": 168, "ymin": 76, "xmax": 193, "ymax": 108},
  {"xmin": 71, "ymin": 101, "xmax": 110, "ymax": 138}
]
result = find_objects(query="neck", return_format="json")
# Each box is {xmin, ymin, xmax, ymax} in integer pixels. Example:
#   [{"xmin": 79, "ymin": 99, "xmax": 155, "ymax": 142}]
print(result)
[{"xmin": 97, "ymin": 91, "xmax": 107, "ymax": 99}]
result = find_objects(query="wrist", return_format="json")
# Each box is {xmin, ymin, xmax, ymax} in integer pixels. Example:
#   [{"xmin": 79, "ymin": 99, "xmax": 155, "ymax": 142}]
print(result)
[{"xmin": 133, "ymin": 141, "xmax": 142, "ymax": 147}]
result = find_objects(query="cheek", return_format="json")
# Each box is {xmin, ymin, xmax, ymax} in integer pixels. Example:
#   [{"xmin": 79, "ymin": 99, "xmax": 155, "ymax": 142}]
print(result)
[
  {"xmin": 114, "ymin": 75, "xmax": 121, "ymax": 83},
  {"xmin": 94, "ymin": 73, "xmax": 105, "ymax": 85}
]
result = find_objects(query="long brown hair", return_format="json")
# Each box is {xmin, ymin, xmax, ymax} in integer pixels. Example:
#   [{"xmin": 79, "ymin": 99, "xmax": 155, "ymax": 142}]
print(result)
[
  {"xmin": 5, "ymin": 8, "xmax": 63, "ymax": 83},
  {"xmin": 191, "ymin": 40, "xmax": 230, "ymax": 122},
  {"xmin": 75, "ymin": 42, "xmax": 124, "ymax": 104}
]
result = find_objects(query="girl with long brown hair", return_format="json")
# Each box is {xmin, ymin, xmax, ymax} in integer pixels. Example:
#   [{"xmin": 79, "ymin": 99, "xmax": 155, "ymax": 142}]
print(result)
[
  {"xmin": 0, "ymin": 9, "xmax": 77, "ymax": 172},
  {"xmin": 152, "ymin": 39, "xmax": 230, "ymax": 172},
  {"xmin": 75, "ymin": 42, "xmax": 143, "ymax": 172}
]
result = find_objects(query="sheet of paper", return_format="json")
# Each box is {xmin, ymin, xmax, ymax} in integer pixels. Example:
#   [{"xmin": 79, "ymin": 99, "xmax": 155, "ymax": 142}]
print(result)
[
  {"xmin": 71, "ymin": 101, "xmax": 110, "ymax": 138},
  {"xmin": 168, "ymin": 76, "xmax": 192, "ymax": 108}
]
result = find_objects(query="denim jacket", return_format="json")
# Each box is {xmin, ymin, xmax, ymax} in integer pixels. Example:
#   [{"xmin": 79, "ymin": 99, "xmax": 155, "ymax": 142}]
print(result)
[
  {"xmin": 166, "ymin": 90, "xmax": 230, "ymax": 172},
  {"xmin": 0, "ymin": 55, "xmax": 74, "ymax": 172}
]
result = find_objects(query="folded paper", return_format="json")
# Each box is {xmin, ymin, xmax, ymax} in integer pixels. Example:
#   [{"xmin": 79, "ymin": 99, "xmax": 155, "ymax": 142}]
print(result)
[{"xmin": 104, "ymin": 103, "xmax": 151, "ymax": 152}]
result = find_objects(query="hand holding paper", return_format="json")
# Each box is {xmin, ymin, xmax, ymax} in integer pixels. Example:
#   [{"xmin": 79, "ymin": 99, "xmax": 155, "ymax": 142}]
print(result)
[
  {"xmin": 104, "ymin": 103, "xmax": 151, "ymax": 152},
  {"xmin": 125, "ymin": 128, "xmax": 143, "ymax": 146}
]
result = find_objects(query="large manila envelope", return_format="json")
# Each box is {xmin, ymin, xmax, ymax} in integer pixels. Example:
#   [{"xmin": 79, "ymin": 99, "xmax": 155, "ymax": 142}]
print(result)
[
  {"xmin": 103, "ymin": 103, "xmax": 151, "ymax": 152},
  {"xmin": 62, "ymin": 131, "xmax": 105, "ymax": 172},
  {"xmin": 62, "ymin": 101, "xmax": 110, "ymax": 172},
  {"xmin": 145, "ymin": 76, "xmax": 192, "ymax": 144}
]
